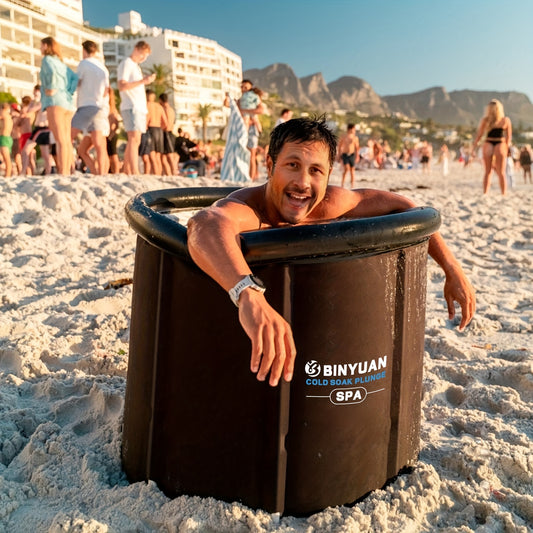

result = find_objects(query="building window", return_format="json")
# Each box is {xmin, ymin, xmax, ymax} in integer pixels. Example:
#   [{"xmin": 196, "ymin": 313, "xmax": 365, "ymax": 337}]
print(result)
[
  {"xmin": 32, "ymin": 18, "xmax": 54, "ymax": 35},
  {"xmin": 13, "ymin": 10, "xmax": 28, "ymax": 26},
  {"xmin": 14, "ymin": 30, "xmax": 31, "ymax": 47},
  {"xmin": 63, "ymin": 46, "xmax": 80, "ymax": 63},
  {"xmin": 3, "ymin": 48, "xmax": 32, "ymax": 66},
  {"xmin": 5, "ymin": 65, "xmax": 34, "ymax": 83},
  {"xmin": 56, "ymin": 30, "xmax": 78, "ymax": 45},
  {"xmin": 1, "ymin": 25, "xmax": 11, "ymax": 41},
  {"xmin": 0, "ymin": 7, "xmax": 11, "ymax": 20},
  {"xmin": 201, "ymin": 79, "xmax": 221, "ymax": 89}
]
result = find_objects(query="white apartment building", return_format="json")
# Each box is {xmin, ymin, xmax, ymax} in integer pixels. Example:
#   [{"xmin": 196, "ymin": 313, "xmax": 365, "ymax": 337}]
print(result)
[
  {"xmin": 0, "ymin": 0, "xmax": 103, "ymax": 99},
  {"xmin": 102, "ymin": 11, "xmax": 242, "ymax": 139},
  {"xmin": 0, "ymin": 4, "xmax": 243, "ymax": 140}
]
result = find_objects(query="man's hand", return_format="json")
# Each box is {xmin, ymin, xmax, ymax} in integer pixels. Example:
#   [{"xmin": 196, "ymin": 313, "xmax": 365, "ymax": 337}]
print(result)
[
  {"xmin": 238, "ymin": 289, "xmax": 296, "ymax": 387},
  {"xmin": 144, "ymin": 73, "xmax": 156, "ymax": 85},
  {"xmin": 443, "ymin": 268, "xmax": 476, "ymax": 331}
]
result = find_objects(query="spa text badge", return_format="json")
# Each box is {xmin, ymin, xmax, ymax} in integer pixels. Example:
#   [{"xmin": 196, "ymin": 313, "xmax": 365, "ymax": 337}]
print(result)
[{"xmin": 303, "ymin": 356, "xmax": 388, "ymax": 405}]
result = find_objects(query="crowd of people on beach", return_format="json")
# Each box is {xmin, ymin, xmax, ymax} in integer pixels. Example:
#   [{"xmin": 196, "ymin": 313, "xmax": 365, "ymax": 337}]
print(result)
[
  {"xmin": 0, "ymin": 38, "xmax": 222, "ymax": 179},
  {"xmin": 0, "ymin": 37, "xmax": 532, "ymax": 196}
]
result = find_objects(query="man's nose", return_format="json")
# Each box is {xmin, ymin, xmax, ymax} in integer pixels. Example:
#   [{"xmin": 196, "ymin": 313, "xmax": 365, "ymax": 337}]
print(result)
[{"xmin": 294, "ymin": 168, "xmax": 312, "ymax": 188}]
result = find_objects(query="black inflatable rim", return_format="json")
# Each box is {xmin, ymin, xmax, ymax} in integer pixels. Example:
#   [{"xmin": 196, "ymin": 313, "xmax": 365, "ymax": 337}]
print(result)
[{"xmin": 124, "ymin": 187, "xmax": 441, "ymax": 264}]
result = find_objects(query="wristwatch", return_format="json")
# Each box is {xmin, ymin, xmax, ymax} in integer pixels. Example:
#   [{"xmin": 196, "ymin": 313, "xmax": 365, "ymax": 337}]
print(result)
[{"xmin": 229, "ymin": 275, "xmax": 266, "ymax": 307}]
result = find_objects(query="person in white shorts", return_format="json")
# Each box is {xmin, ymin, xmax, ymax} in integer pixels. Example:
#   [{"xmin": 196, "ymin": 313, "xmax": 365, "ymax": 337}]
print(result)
[
  {"xmin": 71, "ymin": 40, "xmax": 110, "ymax": 175},
  {"xmin": 117, "ymin": 41, "xmax": 155, "ymax": 175}
]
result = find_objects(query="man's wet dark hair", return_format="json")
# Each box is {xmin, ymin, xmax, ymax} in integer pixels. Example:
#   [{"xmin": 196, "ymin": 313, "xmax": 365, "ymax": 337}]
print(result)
[{"xmin": 269, "ymin": 116, "xmax": 337, "ymax": 168}]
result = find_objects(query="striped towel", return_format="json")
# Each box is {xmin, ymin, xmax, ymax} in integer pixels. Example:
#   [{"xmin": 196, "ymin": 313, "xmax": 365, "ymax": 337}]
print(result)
[{"xmin": 220, "ymin": 97, "xmax": 250, "ymax": 183}]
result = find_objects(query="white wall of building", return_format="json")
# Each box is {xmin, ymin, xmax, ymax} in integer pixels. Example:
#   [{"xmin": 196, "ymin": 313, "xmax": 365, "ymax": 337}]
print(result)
[
  {"xmin": 40, "ymin": 0, "xmax": 84, "ymax": 25},
  {"xmin": 117, "ymin": 11, "xmax": 145, "ymax": 34},
  {"xmin": 0, "ymin": 0, "xmax": 102, "ymax": 99},
  {"xmin": 102, "ymin": 17, "xmax": 243, "ymax": 139},
  {"xmin": 0, "ymin": 2, "xmax": 243, "ymax": 141}
]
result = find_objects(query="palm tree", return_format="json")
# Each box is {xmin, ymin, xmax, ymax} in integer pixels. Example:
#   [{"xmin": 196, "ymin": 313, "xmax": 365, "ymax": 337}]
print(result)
[
  {"xmin": 197, "ymin": 104, "xmax": 213, "ymax": 143},
  {"xmin": 0, "ymin": 91, "xmax": 16, "ymax": 105},
  {"xmin": 146, "ymin": 63, "xmax": 174, "ymax": 96}
]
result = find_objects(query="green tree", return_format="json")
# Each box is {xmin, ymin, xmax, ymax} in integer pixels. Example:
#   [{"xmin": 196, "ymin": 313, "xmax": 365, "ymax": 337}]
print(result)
[
  {"xmin": 0, "ymin": 92, "xmax": 16, "ymax": 104},
  {"xmin": 197, "ymin": 103, "xmax": 213, "ymax": 143},
  {"xmin": 146, "ymin": 63, "xmax": 174, "ymax": 96}
]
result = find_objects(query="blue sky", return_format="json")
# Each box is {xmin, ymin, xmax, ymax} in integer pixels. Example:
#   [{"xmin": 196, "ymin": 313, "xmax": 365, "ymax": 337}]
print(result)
[{"xmin": 83, "ymin": 0, "xmax": 533, "ymax": 101}]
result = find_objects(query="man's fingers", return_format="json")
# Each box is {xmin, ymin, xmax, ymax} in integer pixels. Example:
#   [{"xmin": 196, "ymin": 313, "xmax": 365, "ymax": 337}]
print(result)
[
  {"xmin": 249, "ymin": 326, "xmax": 263, "ymax": 374},
  {"xmin": 459, "ymin": 291, "xmax": 476, "ymax": 331},
  {"xmin": 268, "ymin": 327, "xmax": 287, "ymax": 387},
  {"xmin": 257, "ymin": 329, "xmax": 275, "ymax": 383},
  {"xmin": 239, "ymin": 293, "xmax": 297, "ymax": 386},
  {"xmin": 446, "ymin": 294, "xmax": 456, "ymax": 320}
]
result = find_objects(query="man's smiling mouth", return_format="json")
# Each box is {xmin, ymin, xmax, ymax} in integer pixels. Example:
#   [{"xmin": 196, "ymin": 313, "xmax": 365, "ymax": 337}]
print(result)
[{"xmin": 286, "ymin": 191, "xmax": 311, "ymax": 204}]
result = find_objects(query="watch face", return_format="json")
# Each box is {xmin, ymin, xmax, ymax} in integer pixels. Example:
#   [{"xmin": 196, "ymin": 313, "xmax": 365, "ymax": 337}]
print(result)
[{"xmin": 249, "ymin": 275, "xmax": 265, "ymax": 289}]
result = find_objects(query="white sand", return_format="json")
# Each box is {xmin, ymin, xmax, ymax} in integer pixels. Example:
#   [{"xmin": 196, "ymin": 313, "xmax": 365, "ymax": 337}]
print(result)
[{"xmin": 0, "ymin": 162, "xmax": 531, "ymax": 532}]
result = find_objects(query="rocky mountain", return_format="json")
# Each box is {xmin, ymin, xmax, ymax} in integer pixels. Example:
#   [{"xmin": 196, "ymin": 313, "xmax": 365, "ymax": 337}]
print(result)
[
  {"xmin": 383, "ymin": 86, "xmax": 472, "ymax": 126},
  {"xmin": 300, "ymin": 72, "xmax": 338, "ymax": 110},
  {"xmin": 328, "ymin": 76, "xmax": 387, "ymax": 116},
  {"xmin": 448, "ymin": 90, "xmax": 533, "ymax": 128},
  {"xmin": 243, "ymin": 63, "xmax": 533, "ymax": 127},
  {"xmin": 243, "ymin": 63, "xmax": 313, "ymax": 107}
]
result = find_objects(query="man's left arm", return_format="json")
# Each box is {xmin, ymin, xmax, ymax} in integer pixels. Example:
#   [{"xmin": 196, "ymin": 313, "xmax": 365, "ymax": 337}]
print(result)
[
  {"xmin": 344, "ymin": 189, "xmax": 475, "ymax": 329},
  {"xmin": 427, "ymin": 232, "xmax": 475, "ymax": 330}
]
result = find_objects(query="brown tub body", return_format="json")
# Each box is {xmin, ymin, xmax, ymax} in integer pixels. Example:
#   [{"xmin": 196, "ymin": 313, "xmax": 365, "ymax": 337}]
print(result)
[{"xmin": 122, "ymin": 187, "xmax": 440, "ymax": 515}]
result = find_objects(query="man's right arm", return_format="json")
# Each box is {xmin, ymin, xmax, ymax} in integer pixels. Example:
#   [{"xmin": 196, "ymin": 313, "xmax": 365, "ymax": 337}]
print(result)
[
  {"xmin": 118, "ymin": 74, "xmax": 155, "ymax": 92},
  {"xmin": 117, "ymin": 60, "xmax": 155, "ymax": 92},
  {"xmin": 187, "ymin": 199, "xmax": 296, "ymax": 386}
]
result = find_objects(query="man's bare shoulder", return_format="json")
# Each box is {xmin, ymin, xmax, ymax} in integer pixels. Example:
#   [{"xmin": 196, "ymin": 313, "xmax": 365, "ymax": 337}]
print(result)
[
  {"xmin": 195, "ymin": 186, "xmax": 264, "ymax": 231},
  {"xmin": 312, "ymin": 186, "xmax": 362, "ymax": 220}
]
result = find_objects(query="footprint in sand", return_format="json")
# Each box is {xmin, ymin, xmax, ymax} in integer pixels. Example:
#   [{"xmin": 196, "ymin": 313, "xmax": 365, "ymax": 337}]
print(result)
[
  {"xmin": 12, "ymin": 209, "xmax": 40, "ymax": 225},
  {"xmin": 88, "ymin": 227, "xmax": 113, "ymax": 239}
]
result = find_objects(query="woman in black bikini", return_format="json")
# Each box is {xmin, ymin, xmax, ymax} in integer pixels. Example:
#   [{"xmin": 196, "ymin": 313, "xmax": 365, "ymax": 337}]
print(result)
[{"xmin": 472, "ymin": 99, "xmax": 512, "ymax": 195}]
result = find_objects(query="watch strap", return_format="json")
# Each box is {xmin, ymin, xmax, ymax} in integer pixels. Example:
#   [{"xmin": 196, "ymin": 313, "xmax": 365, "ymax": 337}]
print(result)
[{"xmin": 229, "ymin": 275, "xmax": 265, "ymax": 307}]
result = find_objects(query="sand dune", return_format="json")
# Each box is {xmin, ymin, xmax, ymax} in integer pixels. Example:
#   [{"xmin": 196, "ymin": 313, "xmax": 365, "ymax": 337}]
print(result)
[{"xmin": 0, "ymin": 162, "xmax": 531, "ymax": 532}]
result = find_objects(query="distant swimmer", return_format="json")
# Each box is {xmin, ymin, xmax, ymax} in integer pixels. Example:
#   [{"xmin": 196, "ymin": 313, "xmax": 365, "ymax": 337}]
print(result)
[{"xmin": 337, "ymin": 123, "xmax": 359, "ymax": 188}]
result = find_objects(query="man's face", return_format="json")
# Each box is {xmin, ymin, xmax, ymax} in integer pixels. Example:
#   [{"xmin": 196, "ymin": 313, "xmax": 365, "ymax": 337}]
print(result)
[
  {"xmin": 132, "ymin": 48, "xmax": 150, "ymax": 64},
  {"xmin": 265, "ymin": 141, "xmax": 331, "ymax": 225},
  {"xmin": 241, "ymin": 81, "xmax": 252, "ymax": 93}
]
